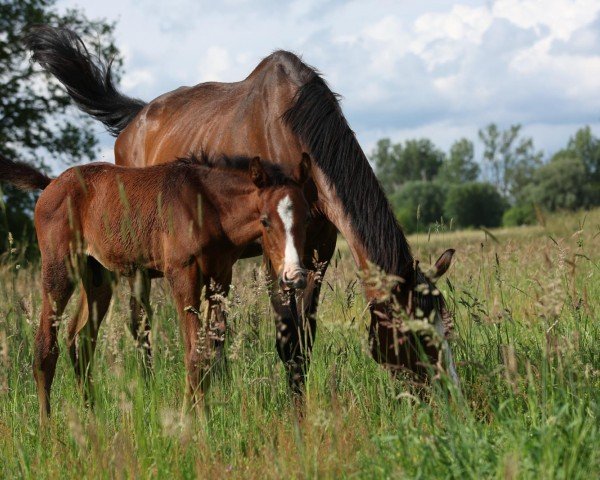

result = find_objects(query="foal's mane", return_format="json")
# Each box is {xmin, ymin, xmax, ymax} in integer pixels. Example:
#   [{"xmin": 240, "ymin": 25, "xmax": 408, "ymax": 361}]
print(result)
[{"xmin": 176, "ymin": 151, "xmax": 295, "ymax": 187}]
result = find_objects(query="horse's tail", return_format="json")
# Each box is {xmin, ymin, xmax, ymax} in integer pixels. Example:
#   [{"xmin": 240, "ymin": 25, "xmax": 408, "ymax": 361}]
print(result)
[
  {"xmin": 24, "ymin": 25, "xmax": 146, "ymax": 137},
  {"xmin": 0, "ymin": 154, "xmax": 53, "ymax": 191}
]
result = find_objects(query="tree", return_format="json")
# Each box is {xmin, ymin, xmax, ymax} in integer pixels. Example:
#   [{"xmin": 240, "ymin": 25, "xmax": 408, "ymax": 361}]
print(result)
[
  {"xmin": 372, "ymin": 138, "xmax": 445, "ymax": 195},
  {"xmin": 444, "ymin": 182, "xmax": 506, "ymax": 228},
  {"xmin": 525, "ymin": 152, "xmax": 597, "ymax": 211},
  {"xmin": 502, "ymin": 204, "xmax": 536, "ymax": 227},
  {"xmin": 566, "ymin": 126, "xmax": 600, "ymax": 183},
  {"xmin": 391, "ymin": 181, "xmax": 445, "ymax": 233},
  {"xmin": 438, "ymin": 138, "xmax": 480, "ymax": 184},
  {"xmin": 478, "ymin": 123, "xmax": 542, "ymax": 200},
  {"xmin": 0, "ymin": 0, "xmax": 121, "ymax": 252},
  {"xmin": 400, "ymin": 139, "xmax": 445, "ymax": 183},
  {"xmin": 371, "ymin": 138, "xmax": 402, "ymax": 195}
]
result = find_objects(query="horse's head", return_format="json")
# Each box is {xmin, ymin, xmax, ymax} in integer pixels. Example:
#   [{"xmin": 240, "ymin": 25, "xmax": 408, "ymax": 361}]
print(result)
[
  {"xmin": 249, "ymin": 153, "xmax": 311, "ymax": 290},
  {"xmin": 370, "ymin": 248, "xmax": 458, "ymax": 383},
  {"xmin": 412, "ymin": 249, "xmax": 455, "ymax": 328}
]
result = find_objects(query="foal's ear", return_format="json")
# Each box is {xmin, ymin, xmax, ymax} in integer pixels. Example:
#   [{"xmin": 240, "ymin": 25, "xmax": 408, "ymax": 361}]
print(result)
[
  {"xmin": 249, "ymin": 156, "xmax": 270, "ymax": 188},
  {"xmin": 298, "ymin": 153, "xmax": 312, "ymax": 185},
  {"xmin": 432, "ymin": 248, "xmax": 455, "ymax": 280}
]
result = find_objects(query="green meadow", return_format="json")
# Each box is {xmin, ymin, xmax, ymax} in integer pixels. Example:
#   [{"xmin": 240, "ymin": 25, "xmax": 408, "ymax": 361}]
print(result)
[{"xmin": 0, "ymin": 209, "xmax": 598, "ymax": 479}]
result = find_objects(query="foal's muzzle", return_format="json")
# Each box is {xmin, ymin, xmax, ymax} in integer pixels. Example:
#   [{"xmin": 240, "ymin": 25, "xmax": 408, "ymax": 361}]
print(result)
[{"xmin": 279, "ymin": 269, "xmax": 307, "ymax": 290}]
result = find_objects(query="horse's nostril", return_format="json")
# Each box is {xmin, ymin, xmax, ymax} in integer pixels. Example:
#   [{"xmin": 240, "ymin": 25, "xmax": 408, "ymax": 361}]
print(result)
[
  {"xmin": 280, "ymin": 272, "xmax": 294, "ymax": 288},
  {"xmin": 280, "ymin": 270, "xmax": 308, "ymax": 289},
  {"xmin": 292, "ymin": 270, "xmax": 307, "ymax": 289}
]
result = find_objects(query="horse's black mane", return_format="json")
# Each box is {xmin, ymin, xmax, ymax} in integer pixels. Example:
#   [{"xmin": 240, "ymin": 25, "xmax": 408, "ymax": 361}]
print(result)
[
  {"xmin": 279, "ymin": 53, "xmax": 414, "ymax": 277},
  {"xmin": 274, "ymin": 51, "xmax": 449, "ymax": 322},
  {"xmin": 175, "ymin": 151, "xmax": 293, "ymax": 186}
]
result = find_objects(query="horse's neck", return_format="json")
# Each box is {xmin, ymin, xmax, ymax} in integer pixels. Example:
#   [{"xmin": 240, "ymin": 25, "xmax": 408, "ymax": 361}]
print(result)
[
  {"xmin": 309, "ymin": 168, "xmax": 415, "ymax": 297},
  {"xmin": 198, "ymin": 171, "xmax": 261, "ymax": 247}
]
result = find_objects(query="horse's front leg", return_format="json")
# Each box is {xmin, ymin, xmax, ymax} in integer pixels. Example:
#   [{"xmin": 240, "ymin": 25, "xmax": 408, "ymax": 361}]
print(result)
[
  {"xmin": 205, "ymin": 270, "xmax": 232, "ymax": 370},
  {"xmin": 167, "ymin": 263, "xmax": 208, "ymax": 412},
  {"xmin": 270, "ymin": 218, "xmax": 337, "ymax": 397},
  {"xmin": 127, "ymin": 271, "xmax": 153, "ymax": 373}
]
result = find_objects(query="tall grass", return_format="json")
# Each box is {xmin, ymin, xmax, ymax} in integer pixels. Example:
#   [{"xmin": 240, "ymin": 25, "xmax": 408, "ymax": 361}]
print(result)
[{"xmin": 0, "ymin": 209, "xmax": 599, "ymax": 478}]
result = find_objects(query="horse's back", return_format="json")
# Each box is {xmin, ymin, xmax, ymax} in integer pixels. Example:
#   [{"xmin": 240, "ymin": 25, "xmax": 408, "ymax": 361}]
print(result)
[
  {"xmin": 35, "ymin": 162, "xmax": 157, "ymax": 223},
  {"xmin": 115, "ymin": 51, "xmax": 310, "ymax": 169}
]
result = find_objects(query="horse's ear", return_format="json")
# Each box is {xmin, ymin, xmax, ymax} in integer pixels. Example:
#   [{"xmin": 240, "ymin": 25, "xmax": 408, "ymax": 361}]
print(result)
[
  {"xmin": 298, "ymin": 153, "xmax": 312, "ymax": 184},
  {"xmin": 432, "ymin": 249, "xmax": 455, "ymax": 280},
  {"xmin": 249, "ymin": 156, "xmax": 269, "ymax": 188}
]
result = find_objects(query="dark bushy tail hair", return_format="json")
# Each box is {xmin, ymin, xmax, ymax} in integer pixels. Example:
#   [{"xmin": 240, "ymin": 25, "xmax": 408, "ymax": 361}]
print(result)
[
  {"xmin": 24, "ymin": 25, "xmax": 146, "ymax": 136},
  {"xmin": 0, "ymin": 154, "xmax": 52, "ymax": 191}
]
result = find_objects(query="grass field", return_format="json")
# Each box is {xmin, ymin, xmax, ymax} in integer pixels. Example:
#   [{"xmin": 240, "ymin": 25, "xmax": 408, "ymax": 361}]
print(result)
[{"xmin": 0, "ymin": 208, "xmax": 599, "ymax": 479}]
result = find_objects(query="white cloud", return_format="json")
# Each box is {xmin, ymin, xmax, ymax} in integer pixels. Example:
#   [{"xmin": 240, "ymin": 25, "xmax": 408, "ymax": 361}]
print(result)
[
  {"xmin": 412, "ymin": 5, "xmax": 493, "ymax": 70},
  {"xmin": 493, "ymin": 0, "xmax": 600, "ymax": 40},
  {"xmin": 197, "ymin": 46, "xmax": 231, "ymax": 83},
  {"xmin": 121, "ymin": 68, "xmax": 154, "ymax": 90},
  {"xmin": 54, "ymin": 0, "xmax": 600, "ymax": 159}
]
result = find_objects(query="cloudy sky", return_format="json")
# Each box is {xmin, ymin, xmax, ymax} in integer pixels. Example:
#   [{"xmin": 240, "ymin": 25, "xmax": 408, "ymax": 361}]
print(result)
[{"xmin": 55, "ymin": 0, "xmax": 600, "ymax": 160}]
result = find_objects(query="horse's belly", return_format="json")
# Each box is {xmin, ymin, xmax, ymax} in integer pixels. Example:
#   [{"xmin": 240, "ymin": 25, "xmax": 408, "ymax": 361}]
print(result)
[{"xmin": 84, "ymin": 243, "xmax": 162, "ymax": 277}]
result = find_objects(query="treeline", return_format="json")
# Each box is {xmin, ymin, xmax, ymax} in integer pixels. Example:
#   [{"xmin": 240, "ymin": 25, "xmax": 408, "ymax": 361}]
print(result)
[{"xmin": 371, "ymin": 124, "xmax": 600, "ymax": 233}]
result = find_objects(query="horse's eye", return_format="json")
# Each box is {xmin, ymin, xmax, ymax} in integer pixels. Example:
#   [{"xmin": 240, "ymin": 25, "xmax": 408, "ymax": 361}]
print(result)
[{"xmin": 260, "ymin": 216, "xmax": 270, "ymax": 228}]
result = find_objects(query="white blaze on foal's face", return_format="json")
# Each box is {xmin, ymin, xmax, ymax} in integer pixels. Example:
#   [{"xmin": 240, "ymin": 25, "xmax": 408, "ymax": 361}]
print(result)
[{"xmin": 276, "ymin": 194, "xmax": 302, "ymax": 279}]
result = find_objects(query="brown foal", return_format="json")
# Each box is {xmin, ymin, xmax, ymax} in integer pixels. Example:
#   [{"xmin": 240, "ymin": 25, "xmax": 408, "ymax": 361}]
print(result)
[{"xmin": 0, "ymin": 152, "xmax": 312, "ymax": 421}]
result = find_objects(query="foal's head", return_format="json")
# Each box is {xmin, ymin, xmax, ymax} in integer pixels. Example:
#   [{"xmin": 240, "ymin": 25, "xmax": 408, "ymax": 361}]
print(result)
[{"xmin": 249, "ymin": 154, "xmax": 311, "ymax": 290}]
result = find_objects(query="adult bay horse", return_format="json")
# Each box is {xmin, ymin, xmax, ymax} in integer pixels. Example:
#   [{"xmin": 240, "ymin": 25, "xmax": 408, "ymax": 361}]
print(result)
[
  {"xmin": 26, "ymin": 26, "xmax": 458, "ymax": 389},
  {"xmin": 0, "ymin": 152, "xmax": 311, "ymax": 421}
]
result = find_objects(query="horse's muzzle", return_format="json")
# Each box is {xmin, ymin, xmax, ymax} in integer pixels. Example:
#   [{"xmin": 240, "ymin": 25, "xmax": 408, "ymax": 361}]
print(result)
[{"xmin": 280, "ymin": 269, "xmax": 307, "ymax": 290}]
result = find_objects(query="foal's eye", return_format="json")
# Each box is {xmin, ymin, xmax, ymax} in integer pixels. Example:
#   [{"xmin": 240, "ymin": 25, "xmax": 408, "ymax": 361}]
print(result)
[{"xmin": 260, "ymin": 215, "xmax": 270, "ymax": 228}]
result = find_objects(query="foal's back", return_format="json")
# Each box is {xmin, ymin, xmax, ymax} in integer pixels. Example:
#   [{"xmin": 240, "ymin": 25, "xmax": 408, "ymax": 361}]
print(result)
[
  {"xmin": 34, "ymin": 161, "xmax": 205, "ymax": 272},
  {"xmin": 36, "ymin": 161, "xmax": 187, "ymax": 227}
]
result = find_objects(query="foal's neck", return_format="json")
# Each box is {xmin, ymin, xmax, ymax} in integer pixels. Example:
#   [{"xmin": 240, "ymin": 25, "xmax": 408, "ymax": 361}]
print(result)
[{"xmin": 196, "ymin": 168, "xmax": 262, "ymax": 246}]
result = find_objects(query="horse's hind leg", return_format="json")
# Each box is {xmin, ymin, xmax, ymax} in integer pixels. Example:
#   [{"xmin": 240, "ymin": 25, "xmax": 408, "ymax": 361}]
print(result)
[
  {"xmin": 128, "ymin": 271, "xmax": 153, "ymax": 373},
  {"xmin": 34, "ymin": 257, "xmax": 75, "ymax": 423},
  {"xmin": 67, "ymin": 256, "xmax": 113, "ymax": 406},
  {"xmin": 271, "ymin": 219, "xmax": 337, "ymax": 396}
]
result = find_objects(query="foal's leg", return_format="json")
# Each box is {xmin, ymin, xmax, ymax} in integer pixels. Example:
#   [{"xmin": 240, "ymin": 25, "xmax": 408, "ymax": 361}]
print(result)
[
  {"xmin": 271, "ymin": 219, "xmax": 337, "ymax": 396},
  {"xmin": 205, "ymin": 273, "xmax": 232, "ymax": 368},
  {"xmin": 68, "ymin": 288, "xmax": 89, "ymax": 356},
  {"xmin": 127, "ymin": 271, "xmax": 153, "ymax": 372},
  {"xmin": 167, "ymin": 264, "xmax": 206, "ymax": 410},
  {"xmin": 67, "ymin": 256, "xmax": 113, "ymax": 406},
  {"xmin": 34, "ymin": 257, "xmax": 75, "ymax": 422}
]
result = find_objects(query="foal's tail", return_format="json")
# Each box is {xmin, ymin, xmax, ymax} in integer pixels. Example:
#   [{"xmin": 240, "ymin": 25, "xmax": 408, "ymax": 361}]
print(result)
[
  {"xmin": 24, "ymin": 25, "xmax": 146, "ymax": 137},
  {"xmin": 0, "ymin": 154, "xmax": 52, "ymax": 191}
]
